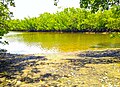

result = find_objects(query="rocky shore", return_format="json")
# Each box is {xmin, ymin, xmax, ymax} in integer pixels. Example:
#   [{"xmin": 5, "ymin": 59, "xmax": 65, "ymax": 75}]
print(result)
[
  {"xmin": 0, "ymin": 49, "xmax": 120, "ymax": 87},
  {"xmin": 78, "ymin": 49, "xmax": 120, "ymax": 57}
]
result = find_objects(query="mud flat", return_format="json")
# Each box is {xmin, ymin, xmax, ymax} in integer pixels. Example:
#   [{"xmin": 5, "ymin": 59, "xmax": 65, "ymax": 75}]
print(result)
[{"xmin": 0, "ymin": 49, "xmax": 120, "ymax": 87}]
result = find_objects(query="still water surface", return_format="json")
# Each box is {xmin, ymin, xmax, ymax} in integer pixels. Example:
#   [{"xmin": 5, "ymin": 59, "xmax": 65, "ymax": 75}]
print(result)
[{"xmin": 0, "ymin": 32, "xmax": 120, "ymax": 54}]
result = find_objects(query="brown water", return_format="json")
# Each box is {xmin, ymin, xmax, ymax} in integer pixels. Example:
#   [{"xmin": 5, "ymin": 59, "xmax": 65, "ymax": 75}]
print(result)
[{"xmin": 0, "ymin": 32, "xmax": 120, "ymax": 54}]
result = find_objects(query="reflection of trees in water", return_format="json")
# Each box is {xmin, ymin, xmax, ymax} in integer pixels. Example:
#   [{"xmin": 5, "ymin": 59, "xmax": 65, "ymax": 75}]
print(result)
[
  {"xmin": 13, "ymin": 33, "xmax": 120, "ymax": 51},
  {"xmin": 91, "ymin": 43, "xmax": 120, "ymax": 48},
  {"xmin": 4, "ymin": 32, "xmax": 120, "ymax": 53}
]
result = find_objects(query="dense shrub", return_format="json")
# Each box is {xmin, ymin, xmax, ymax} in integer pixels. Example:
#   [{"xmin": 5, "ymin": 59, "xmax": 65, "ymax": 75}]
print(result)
[{"xmin": 7, "ymin": 6, "xmax": 120, "ymax": 32}]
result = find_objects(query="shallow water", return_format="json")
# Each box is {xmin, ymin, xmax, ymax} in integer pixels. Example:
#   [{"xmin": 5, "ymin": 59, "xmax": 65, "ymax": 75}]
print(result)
[{"xmin": 0, "ymin": 32, "xmax": 120, "ymax": 54}]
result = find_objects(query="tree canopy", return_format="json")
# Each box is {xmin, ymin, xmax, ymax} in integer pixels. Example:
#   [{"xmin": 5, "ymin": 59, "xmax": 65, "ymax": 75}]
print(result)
[
  {"xmin": 54, "ymin": 0, "xmax": 120, "ymax": 12},
  {"xmin": 0, "ymin": 0, "xmax": 120, "ymax": 37},
  {"xmin": 6, "ymin": 7, "xmax": 120, "ymax": 32},
  {"xmin": 0, "ymin": 0, "xmax": 15, "ymax": 37},
  {"xmin": 80, "ymin": 0, "xmax": 120, "ymax": 12}
]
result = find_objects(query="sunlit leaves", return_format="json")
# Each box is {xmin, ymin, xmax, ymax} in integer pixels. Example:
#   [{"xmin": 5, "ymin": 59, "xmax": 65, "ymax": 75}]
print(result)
[
  {"xmin": 80, "ymin": 0, "xmax": 120, "ymax": 13},
  {"xmin": 7, "ymin": 6, "xmax": 120, "ymax": 32},
  {"xmin": 0, "ymin": 0, "xmax": 15, "ymax": 41}
]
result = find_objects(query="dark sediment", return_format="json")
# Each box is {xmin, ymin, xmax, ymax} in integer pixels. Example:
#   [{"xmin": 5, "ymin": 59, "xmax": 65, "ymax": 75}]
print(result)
[
  {"xmin": 78, "ymin": 49, "xmax": 120, "ymax": 57},
  {"xmin": 0, "ymin": 51, "xmax": 47, "ymax": 76},
  {"xmin": 0, "ymin": 49, "xmax": 120, "ymax": 86}
]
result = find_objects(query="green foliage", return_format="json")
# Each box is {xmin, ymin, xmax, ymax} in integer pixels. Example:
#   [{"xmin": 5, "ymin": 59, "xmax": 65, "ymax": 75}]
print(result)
[
  {"xmin": 79, "ymin": 0, "xmax": 120, "ymax": 13},
  {"xmin": 7, "ymin": 6, "xmax": 120, "ymax": 32},
  {"xmin": 0, "ymin": 0, "xmax": 119, "ymax": 36},
  {"xmin": 54, "ymin": 0, "xmax": 119, "ymax": 13},
  {"xmin": 0, "ymin": 0, "xmax": 15, "ymax": 38}
]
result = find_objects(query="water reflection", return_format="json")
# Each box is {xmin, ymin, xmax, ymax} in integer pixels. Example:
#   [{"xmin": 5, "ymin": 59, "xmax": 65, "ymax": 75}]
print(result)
[
  {"xmin": 0, "ymin": 32, "xmax": 120, "ymax": 54},
  {"xmin": 0, "ymin": 42, "xmax": 59, "ymax": 54}
]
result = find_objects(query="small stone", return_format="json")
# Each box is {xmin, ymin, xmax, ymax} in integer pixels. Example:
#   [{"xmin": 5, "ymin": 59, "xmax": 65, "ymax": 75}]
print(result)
[
  {"xmin": 42, "ymin": 73, "xmax": 52, "ymax": 78},
  {"xmin": 16, "ymin": 81, "xmax": 21, "ymax": 86},
  {"xmin": 31, "ymin": 68, "xmax": 40, "ymax": 73},
  {"xmin": 20, "ymin": 77, "xmax": 34, "ymax": 83}
]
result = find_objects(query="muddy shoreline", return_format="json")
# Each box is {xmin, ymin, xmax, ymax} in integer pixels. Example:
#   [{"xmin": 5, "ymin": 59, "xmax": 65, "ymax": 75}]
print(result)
[{"xmin": 0, "ymin": 49, "xmax": 120, "ymax": 87}]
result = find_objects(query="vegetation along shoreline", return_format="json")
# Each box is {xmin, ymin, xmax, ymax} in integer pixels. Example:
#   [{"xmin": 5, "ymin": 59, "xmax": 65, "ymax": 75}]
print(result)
[{"xmin": 6, "ymin": 7, "xmax": 120, "ymax": 32}]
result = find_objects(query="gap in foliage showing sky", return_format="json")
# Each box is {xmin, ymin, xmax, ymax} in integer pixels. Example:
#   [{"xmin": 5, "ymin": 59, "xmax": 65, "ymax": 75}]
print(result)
[{"xmin": 10, "ymin": 0, "xmax": 80, "ymax": 19}]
